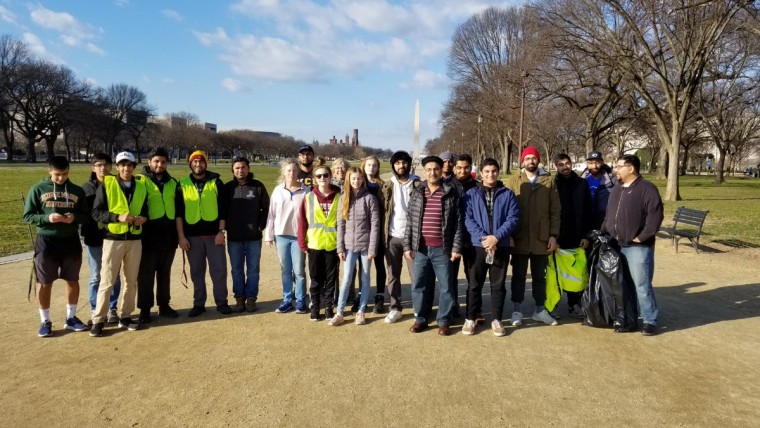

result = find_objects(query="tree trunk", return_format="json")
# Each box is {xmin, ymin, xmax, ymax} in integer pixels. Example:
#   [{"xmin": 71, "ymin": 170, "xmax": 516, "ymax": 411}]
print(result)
[
  {"xmin": 714, "ymin": 148, "xmax": 726, "ymax": 183},
  {"xmin": 663, "ymin": 144, "xmax": 681, "ymax": 201},
  {"xmin": 680, "ymin": 145, "xmax": 690, "ymax": 176},
  {"xmin": 656, "ymin": 146, "xmax": 668, "ymax": 179},
  {"xmin": 25, "ymin": 137, "xmax": 36, "ymax": 163}
]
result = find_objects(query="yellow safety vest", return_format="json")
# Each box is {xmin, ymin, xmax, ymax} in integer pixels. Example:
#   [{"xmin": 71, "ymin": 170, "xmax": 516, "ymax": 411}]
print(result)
[
  {"xmin": 305, "ymin": 192, "xmax": 340, "ymax": 251},
  {"xmin": 140, "ymin": 175, "xmax": 176, "ymax": 220},
  {"xmin": 545, "ymin": 248, "xmax": 589, "ymax": 312},
  {"xmin": 103, "ymin": 175, "xmax": 147, "ymax": 235},
  {"xmin": 180, "ymin": 176, "xmax": 218, "ymax": 224}
]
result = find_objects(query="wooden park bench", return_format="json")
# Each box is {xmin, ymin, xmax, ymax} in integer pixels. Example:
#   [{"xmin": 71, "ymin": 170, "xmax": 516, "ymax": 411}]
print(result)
[{"xmin": 659, "ymin": 206, "xmax": 709, "ymax": 253}]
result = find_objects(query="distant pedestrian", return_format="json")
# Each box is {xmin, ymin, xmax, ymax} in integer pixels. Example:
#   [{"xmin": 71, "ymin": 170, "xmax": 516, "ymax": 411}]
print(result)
[{"xmin": 23, "ymin": 156, "xmax": 89, "ymax": 337}]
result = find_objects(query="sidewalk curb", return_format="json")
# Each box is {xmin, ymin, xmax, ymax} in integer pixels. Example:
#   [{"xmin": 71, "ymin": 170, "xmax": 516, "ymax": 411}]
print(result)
[{"xmin": 0, "ymin": 251, "xmax": 33, "ymax": 265}]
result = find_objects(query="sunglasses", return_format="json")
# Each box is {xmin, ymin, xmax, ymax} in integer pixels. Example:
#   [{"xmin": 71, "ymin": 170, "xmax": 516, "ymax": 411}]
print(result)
[{"xmin": 315, "ymin": 173, "xmax": 330, "ymax": 179}]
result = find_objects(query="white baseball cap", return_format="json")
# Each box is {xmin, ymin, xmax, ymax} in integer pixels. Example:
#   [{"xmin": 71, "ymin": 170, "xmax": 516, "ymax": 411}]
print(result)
[{"xmin": 115, "ymin": 151, "xmax": 136, "ymax": 164}]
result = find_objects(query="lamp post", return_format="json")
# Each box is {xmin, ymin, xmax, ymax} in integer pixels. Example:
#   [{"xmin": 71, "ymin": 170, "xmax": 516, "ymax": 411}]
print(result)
[
  {"xmin": 477, "ymin": 114, "xmax": 482, "ymax": 163},
  {"xmin": 518, "ymin": 71, "xmax": 528, "ymax": 155}
]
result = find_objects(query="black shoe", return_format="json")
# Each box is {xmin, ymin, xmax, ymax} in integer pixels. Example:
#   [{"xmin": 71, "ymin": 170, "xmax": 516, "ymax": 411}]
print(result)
[
  {"xmin": 350, "ymin": 300, "xmax": 359, "ymax": 314},
  {"xmin": 90, "ymin": 322, "xmax": 105, "ymax": 337},
  {"xmin": 373, "ymin": 295, "xmax": 386, "ymax": 314},
  {"xmin": 139, "ymin": 309, "xmax": 152, "ymax": 324},
  {"xmin": 118, "ymin": 317, "xmax": 140, "ymax": 331},
  {"xmin": 613, "ymin": 321, "xmax": 636, "ymax": 333},
  {"xmin": 158, "ymin": 305, "xmax": 179, "ymax": 318},
  {"xmin": 641, "ymin": 323, "xmax": 657, "ymax": 336},
  {"xmin": 188, "ymin": 306, "xmax": 206, "ymax": 317},
  {"xmin": 310, "ymin": 305, "xmax": 320, "ymax": 322},
  {"xmin": 217, "ymin": 304, "xmax": 233, "ymax": 315},
  {"xmin": 325, "ymin": 307, "xmax": 335, "ymax": 320}
]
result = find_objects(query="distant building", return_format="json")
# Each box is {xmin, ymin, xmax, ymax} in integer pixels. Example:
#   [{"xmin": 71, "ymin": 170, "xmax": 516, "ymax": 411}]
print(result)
[
  {"xmin": 328, "ymin": 129, "xmax": 360, "ymax": 147},
  {"xmin": 205, "ymin": 122, "xmax": 217, "ymax": 133}
]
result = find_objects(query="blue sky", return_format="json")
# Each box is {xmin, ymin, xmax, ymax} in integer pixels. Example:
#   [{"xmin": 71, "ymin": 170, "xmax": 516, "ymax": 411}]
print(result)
[{"xmin": 0, "ymin": 0, "xmax": 525, "ymax": 153}]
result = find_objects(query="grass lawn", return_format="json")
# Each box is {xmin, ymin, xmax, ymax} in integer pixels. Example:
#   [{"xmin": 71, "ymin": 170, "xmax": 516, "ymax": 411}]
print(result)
[{"xmin": 1, "ymin": 162, "xmax": 757, "ymax": 257}]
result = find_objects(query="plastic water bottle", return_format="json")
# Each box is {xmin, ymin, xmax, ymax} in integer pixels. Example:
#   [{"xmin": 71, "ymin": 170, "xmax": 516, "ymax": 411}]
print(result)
[{"xmin": 485, "ymin": 250, "xmax": 494, "ymax": 265}]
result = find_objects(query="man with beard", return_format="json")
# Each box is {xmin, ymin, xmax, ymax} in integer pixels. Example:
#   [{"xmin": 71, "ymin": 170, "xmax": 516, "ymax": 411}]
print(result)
[
  {"xmin": 176, "ymin": 150, "xmax": 231, "ymax": 317},
  {"xmin": 439, "ymin": 151, "xmax": 456, "ymax": 184},
  {"xmin": 296, "ymin": 145, "xmax": 315, "ymax": 189},
  {"xmin": 379, "ymin": 151, "xmax": 420, "ymax": 324},
  {"xmin": 136, "ymin": 148, "xmax": 180, "ymax": 324},
  {"xmin": 553, "ymin": 153, "xmax": 593, "ymax": 318},
  {"xmin": 581, "ymin": 151, "xmax": 615, "ymax": 230},
  {"xmin": 505, "ymin": 146, "xmax": 561, "ymax": 327},
  {"xmin": 450, "ymin": 153, "xmax": 478, "ymax": 319}
]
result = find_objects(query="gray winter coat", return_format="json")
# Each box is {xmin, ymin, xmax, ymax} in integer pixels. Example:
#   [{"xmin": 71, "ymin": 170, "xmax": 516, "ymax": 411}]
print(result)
[{"xmin": 337, "ymin": 188, "xmax": 380, "ymax": 257}]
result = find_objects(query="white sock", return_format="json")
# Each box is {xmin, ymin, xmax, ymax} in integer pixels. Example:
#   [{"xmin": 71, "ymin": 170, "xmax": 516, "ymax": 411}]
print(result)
[
  {"xmin": 66, "ymin": 304, "xmax": 77, "ymax": 319},
  {"xmin": 39, "ymin": 309, "xmax": 50, "ymax": 323}
]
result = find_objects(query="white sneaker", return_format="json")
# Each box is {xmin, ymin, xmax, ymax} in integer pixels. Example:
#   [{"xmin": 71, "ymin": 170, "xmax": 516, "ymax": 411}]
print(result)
[
  {"xmin": 384, "ymin": 309, "xmax": 402, "ymax": 324},
  {"xmin": 328, "ymin": 313, "xmax": 344, "ymax": 326},
  {"xmin": 533, "ymin": 309, "xmax": 559, "ymax": 326},
  {"xmin": 510, "ymin": 311, "xmax": 523, "ymax": 327},
  {"xmin": 462, "ymin": 319, "xmax": 476, "ymax": 335},
  {"xmin": 355, "ymin": 311, "xmax": 366, "ymax": 325},
  {"xmin": 491, "ymin": 320, "xmax": 506, "ymax": 337}
]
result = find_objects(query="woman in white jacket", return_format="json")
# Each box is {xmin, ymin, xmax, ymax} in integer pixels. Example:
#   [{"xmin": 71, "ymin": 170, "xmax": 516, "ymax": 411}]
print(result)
[{"xmin": 265, "ymin": 160, "xmax": 311, "ymax": 314}]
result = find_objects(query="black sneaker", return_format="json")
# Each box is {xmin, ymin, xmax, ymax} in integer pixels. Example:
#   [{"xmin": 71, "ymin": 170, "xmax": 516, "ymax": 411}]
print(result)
[
  {"xmin": 158, "ymin": 305, "xmax": 179, "ymax": 318},
  {"xmin": 118, "ymin": 317, "xmax": 139, "ymax": 331},
  {"xmin": 310, "ymin": 305, "xmax": 320, "ymax": 322},
  {"xmin": 325, "ymin": 307, "xmax": 335, "ymax": 320},
  {"xmin": 373, "ymin": 295, "xmax": 386, "ymax": 314},
  {"xmin": 90, "ymin": 322, "xmax": 105, "ymax": 337},
  {"xmin": 350, "ymin": 300, "xmax": 359, "ymax": 314},
  {"xmin": 188, "ymin": 306, "xmax": 206, "ymax": 317},
  {"xmin": 217, "ymin": 304, "xmax": 233, "ymax": 315},
  {"xmin": 641, "ymin": 323, "xmax": 657, "ymax": 336},
  {"xmin": 138, "ymin": 309, "xmax": 152, "ymax": 324}
]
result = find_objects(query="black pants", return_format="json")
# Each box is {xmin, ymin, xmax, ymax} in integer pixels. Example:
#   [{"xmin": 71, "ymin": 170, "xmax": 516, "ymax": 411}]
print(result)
[
  {"xmin": 137, "ymin": 245, "xmax": 176, "ymax": 310},
  {"xmin": 384, "ymin": 236, "xmax": 413, "ymax": 311},
  {"xmin": 467, "ymin": 247, "xmax": 510, "ymax": 321},
  {"xmin": 308, "ymin": 249, "xmax": 338, "ymax": 310},
  {"xmin": 450, "ymin": 246, "xmax": 474, "ymax": 310},
  {"xmin": 510, "ymin": 253, "xmax": 548, "ymax": 307}
]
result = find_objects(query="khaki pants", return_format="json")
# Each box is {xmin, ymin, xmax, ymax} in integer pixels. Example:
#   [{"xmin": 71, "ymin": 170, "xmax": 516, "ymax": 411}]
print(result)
[{"xmin": 92, "ymin": 239, "xmax": 142, "ymax": 324}]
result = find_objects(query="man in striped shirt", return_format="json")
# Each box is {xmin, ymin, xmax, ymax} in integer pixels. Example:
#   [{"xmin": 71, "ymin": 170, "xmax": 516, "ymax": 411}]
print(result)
[{"xmin": 403, "ymin": 155, "xmax": 463, "ymax": 336}]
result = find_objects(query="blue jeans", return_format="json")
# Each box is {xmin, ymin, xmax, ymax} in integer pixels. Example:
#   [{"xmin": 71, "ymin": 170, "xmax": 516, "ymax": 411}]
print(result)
[
  {"xmin": 227, "ymin": 240, "xmax": 262, "ymax": 299},
  {"xmin": 337, "ymin": 250, "xmax": 371, "ymax": 314},
  {"xmin": 411, "ymin": 245, "xmax": 454, "ymax": 326},
  {"xmin": 275, "ymin": 235, "xmax": 306, "ymax": 303},
  {"xmin": 86, "ymin": 244, "xmax": 120, "ymax": 311},
  {"xmin": 620, "ymin": 245, "xmax": 658, "ymax": 324}
]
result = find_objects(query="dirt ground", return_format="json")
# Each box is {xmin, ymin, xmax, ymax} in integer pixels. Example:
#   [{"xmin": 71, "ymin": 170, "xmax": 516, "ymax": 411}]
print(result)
[{"xmin": 0, "ymin": 236, "xmax": 758, "ymax": 427}]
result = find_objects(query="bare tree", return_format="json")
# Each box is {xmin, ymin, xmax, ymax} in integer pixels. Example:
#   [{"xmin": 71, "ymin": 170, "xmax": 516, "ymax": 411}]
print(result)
[
  {"xmin": 0, "ymin": 35, "xmax": 29, "ymax": 162},
  {"xmin": 102, "ymin": 83, "xmax": 149, "ymax": 156}
]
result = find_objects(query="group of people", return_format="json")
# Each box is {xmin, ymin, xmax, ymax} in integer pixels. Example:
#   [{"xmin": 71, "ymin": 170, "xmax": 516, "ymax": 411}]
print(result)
[{"xmin": 23, "ymin": 142, "xmax": 664, "ymax": 338}]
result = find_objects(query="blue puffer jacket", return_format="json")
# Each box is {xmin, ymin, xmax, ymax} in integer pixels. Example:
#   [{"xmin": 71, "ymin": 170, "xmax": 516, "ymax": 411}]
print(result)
[{"xmin": 464, "ymin": 182, "xmax": 520, "ymax": 248}]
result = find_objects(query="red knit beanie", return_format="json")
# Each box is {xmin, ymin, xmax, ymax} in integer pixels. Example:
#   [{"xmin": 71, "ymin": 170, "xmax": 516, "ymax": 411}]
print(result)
[{"xmin": 520, "ymin": 146, "xmax": 540, "ymax": 164}]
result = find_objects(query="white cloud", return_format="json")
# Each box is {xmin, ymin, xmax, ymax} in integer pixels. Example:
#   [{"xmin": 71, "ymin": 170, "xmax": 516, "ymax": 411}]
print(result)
[
  {"xmin": 205, "ymin": 0, "xmax": 511, "ymax": 84},
  {"xmin": 29, "ymin": 5, "xmax": 105, "ymax": 54},
  {"xmin": 162, "ymin": 9, "xmax": 184, "ymax": 22},
  {"xmin": 22, "ymin": 32, "xmax": 48, "ymax": 56},
  {"xmin": 222, "ymin": 78, "xmax": 249, "ymax": 92},
  {"xmin": 0, "ymin": 5, "xmax": 17, "ymax": 24},
  {"xmin": 85, "ymin": 77, "xmax": 98, "ymax": 86},
  {"xmin": 400, "ymin": 69, "xmax": 448, "ymax": 89},
  {"xmin": 162, "ymin": 78, "xmax": 175, "ymax": 84}
]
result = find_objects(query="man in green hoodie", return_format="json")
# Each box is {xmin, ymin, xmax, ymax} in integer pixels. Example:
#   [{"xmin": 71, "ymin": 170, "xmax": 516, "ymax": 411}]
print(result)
[{"xmin": 23, "ymin": 156, "xmax": 90, "ymax": 337}]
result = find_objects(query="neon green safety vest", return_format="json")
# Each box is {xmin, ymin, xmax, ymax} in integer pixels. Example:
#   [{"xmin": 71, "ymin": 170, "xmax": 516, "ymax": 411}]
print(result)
[
  {"xmin": 545, "ymin": 248, "xmax": 589, "ymax": 312},
  {"xmin": 179, "ymin": 176, "xmax": 218, "ymax": 224},
  {"xmin": 104, "ymin": 175, "xmax": 147, "ymax": 235},
  {"xmin": 305, "ymin": 192, "xmax": 340, "ymax": 251},
  {"xmin": 140, "ymin": 175, "xmax": 176, "ymax": 220}
]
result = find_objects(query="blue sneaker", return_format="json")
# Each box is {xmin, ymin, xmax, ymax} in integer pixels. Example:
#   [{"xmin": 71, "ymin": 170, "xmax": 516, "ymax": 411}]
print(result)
[
  {"xmin": 64, "ymin": 316, "xmax": 87, "ymax": 332},
  {"xmin": 275, "ymin": 300, "xmax": 293, "ymax": 313},
  {"xmin": 38, "ymin": 320, "xmax": 53, "ymax": 337},
  {"xmin": 295, "ymin": 300, "xmax": 308, "ymax": 314}
]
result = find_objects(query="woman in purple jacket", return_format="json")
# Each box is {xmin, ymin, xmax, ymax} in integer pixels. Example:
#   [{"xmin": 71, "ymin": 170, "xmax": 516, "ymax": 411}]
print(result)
[{"xmin": 330, "ymin": 168, "xmax": 380, "ymax": 326}]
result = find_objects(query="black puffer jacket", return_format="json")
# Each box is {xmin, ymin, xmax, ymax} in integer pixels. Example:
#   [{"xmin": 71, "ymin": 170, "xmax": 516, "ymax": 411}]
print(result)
[{"xmin": 403, "ymin": 181, "xmax": 463, "ymax": 255}]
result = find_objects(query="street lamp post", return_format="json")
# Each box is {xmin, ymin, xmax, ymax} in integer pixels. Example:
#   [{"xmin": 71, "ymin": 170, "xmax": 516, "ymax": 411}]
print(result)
[{"xmin": 518, "ymin": 71, "xmax": 528, "ymax": 155}]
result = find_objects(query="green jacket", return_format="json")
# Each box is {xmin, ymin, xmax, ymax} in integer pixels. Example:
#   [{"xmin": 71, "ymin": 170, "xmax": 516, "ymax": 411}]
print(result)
[
  {"xmin": 505, "ymin": 171, "xmax": 561, "ymax": 255},
  {"xmin": 23, "ymin": 177, "xmax": 89, "ymax": 239}
]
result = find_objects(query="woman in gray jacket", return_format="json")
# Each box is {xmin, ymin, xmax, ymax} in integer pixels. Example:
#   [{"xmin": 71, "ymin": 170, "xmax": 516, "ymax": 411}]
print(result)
[{"xmin": 330, "ymin": 167, "xmax": 379, "ymax": 326}]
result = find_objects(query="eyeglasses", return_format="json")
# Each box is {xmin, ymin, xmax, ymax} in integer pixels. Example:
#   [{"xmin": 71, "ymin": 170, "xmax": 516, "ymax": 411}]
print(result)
[
  {"xmin": 615, "ymin": 163, "xmax": 631, "ymax": 169},
  {"xmin": 315, "ymin": 173, "xmax": 330, "ymax": 179}
]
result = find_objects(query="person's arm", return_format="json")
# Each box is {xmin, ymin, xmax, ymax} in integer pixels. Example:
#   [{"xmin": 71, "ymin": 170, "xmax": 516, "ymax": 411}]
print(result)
[
  {"xmin": 464, "ymin": 192, "xmax": 487, "ymax": 245},
  {"xmin": 175, "ymin": 185, "xmax": 189, "ymax": 251},
  {"xmin": 74, "ymin": 188, "xmax": 90, "ymax": 225},
  {"xmin": 22, "ymin": 186, "xmax": 47, "ymax": 226},
  {"xmin": 92, "ymin": 184, "xmax": 118, "ymax": 224},
  {"xmin": 635, "ymin": 184, "xmax": 665, "ymax": 243},
  {"xmin": 258, "ymin": 183, "xmax": 270, "ymax": 232},
  {"xmin": 264, "ymin": 188, "xmax": 277, "ymax": 245},
  {"xmin": 368, "ymin": 194, "xmax": 379, "ymax": 259},
  {"xmin": 450, "ymin": 193, "xmax": 463, "ymax": 260},
  {"xmin": 493, "ymin": 189, "xmax": 520, "ymax": 244},
  {"xmin": 337, "ymin": 212, "xmax": 346, "ymax": 260},
  {"xmin": 297, "ymin": 197, "xmax": 309, "ymax": 253}
]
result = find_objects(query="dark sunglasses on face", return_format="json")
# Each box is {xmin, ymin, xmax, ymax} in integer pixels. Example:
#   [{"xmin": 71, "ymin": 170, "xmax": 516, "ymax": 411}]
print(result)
[{"xmin": 315, "ymin": 173, "xmax": 330, "ymax": 179}]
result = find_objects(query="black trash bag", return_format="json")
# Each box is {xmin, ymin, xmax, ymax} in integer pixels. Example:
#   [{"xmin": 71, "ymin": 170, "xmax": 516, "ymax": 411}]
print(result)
[{"xmin": 583, "ymin": 231, "xmax": 638, "ymax": 330}]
